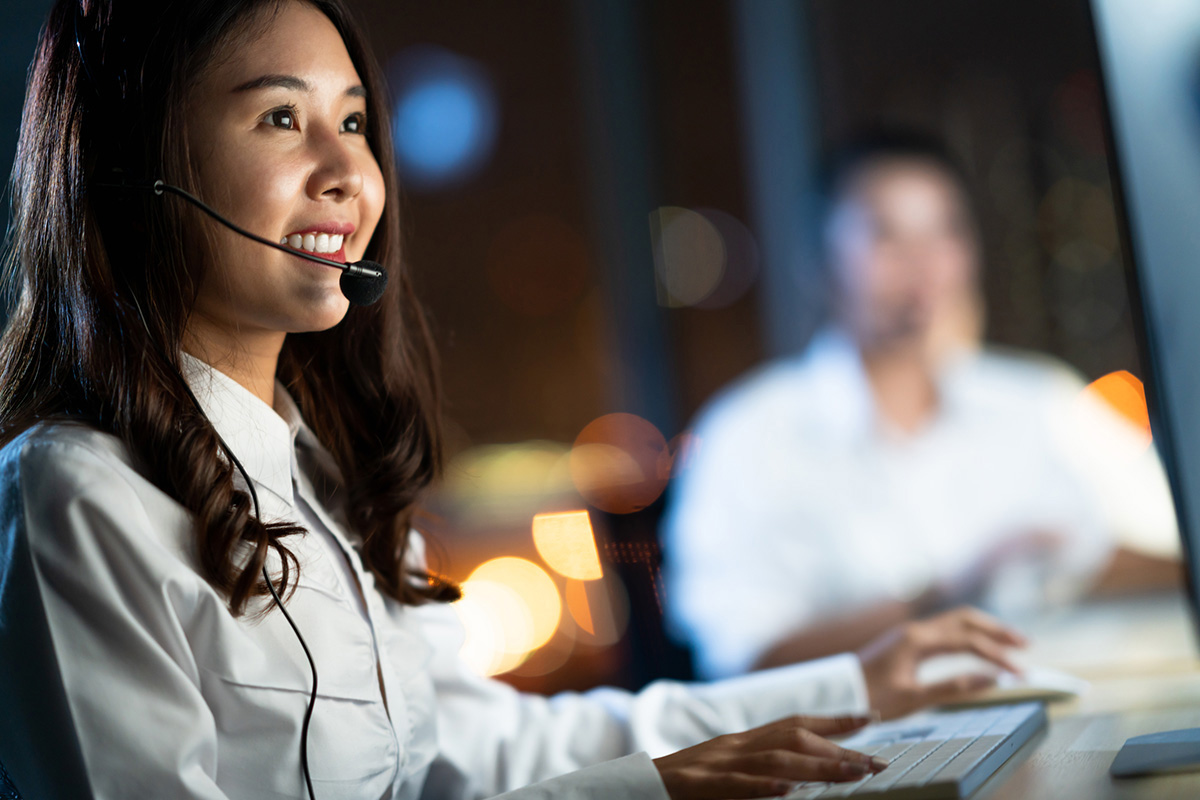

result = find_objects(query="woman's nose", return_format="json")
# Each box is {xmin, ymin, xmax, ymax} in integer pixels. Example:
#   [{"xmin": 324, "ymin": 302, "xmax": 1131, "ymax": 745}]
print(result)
[{"xmin": 306, "ymin": 130, "xmax": 365, "ymax": 201}]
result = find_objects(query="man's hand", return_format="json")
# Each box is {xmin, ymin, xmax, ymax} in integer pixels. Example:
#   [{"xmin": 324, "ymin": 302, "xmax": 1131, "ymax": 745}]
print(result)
[{"xmin": 857, "ymin": 606, "xmax": 1027, "ymax": 719}]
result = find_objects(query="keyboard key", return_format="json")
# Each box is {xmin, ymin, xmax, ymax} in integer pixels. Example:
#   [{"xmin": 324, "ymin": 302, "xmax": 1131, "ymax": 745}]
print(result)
[
  {"xmin": 886, "ymin": 738, "xmax": 974, "ymax": 788},
  {"xmin": 930, "ymin": 735, "xmax": 1005, "ymax": 783}
]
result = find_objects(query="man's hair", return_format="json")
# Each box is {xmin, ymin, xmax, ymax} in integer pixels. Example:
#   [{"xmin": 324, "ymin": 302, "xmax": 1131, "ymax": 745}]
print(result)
[{"xmin": 817, "ymin": 128, "xmax": 979, "ymax": 228}]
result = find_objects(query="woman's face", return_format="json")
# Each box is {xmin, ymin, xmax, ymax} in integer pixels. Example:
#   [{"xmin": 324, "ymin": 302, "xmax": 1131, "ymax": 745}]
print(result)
[{"xmin": 184, "ymin": 1, "xmax": 384, "ymax": 343}]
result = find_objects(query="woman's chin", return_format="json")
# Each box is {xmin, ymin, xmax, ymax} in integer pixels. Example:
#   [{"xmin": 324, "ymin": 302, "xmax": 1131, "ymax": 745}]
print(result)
[{"xmin": 286, "ymin": 293, "xmax": 352, "ymax": 333}]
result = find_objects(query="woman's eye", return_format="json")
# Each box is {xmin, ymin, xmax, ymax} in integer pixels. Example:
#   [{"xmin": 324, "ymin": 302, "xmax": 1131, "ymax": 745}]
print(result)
[
  {"xmin": 342, "ymin": 112, "xmax": 366, "ymax": 134},
  {"xmin": 264, "ymin": 108, "xmax": 297, "ymax": 130}
]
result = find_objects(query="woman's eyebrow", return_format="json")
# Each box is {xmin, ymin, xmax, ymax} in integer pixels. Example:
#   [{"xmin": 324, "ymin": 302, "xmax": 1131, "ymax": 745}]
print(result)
[{"xmin": 233, "ymin": 74, "xmax": 367, "ymax": 99}]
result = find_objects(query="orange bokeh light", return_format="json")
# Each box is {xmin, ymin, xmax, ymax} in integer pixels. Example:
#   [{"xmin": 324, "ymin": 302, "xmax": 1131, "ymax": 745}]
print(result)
[
  {"xmin": 569, "ymin": 413, "xmax": 672, "ymax": 514},
  {"xmin": 1084, "ymin": 370, "xmax": 1151, "ymax": 445},
  {"xmin": 533, "ymin": 510, "xmax": 604, "ymax": 581},
  {"xmin": 454, "ymin": 556, "xmax": 562, "ymax": 676}
]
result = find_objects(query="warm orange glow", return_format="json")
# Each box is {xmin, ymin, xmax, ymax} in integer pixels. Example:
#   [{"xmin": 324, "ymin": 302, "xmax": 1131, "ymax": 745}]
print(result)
[
  {"xmin": 1085, "ymin": 370, "xmax": 1152, "ymax": 445},
  {"xmin": 569, "ymin": 413, "xmax": 671, "ymax": 514},
  {"xmin": 454, "ymin": 579, "xmax": 533, "ymax": 676},
  {"xmin": 564, "ymin": 577, "xmax": 630, "ymax": 647},
  {"xmin": 533, "ymin": 510, "xmax": 604, "ymax": 581},
  {"xmin": 564, "ymin": 578, "xmax": 595, "ymax": 635},
  {"xmin": 454, "ymin": 557, "xmax": 563, "ymax": 676}
]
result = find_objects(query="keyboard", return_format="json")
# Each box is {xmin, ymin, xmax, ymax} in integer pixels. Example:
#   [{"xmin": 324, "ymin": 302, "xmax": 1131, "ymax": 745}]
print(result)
[{"xmin": 779, "ymin": 702, "xmax": 1047, "ymax": 799}]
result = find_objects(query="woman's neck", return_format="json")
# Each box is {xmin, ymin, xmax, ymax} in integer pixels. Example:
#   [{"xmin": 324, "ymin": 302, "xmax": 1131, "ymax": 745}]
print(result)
[{"xmin": 182, "ymin": 318, "xmax": 285, "ymax": 408}]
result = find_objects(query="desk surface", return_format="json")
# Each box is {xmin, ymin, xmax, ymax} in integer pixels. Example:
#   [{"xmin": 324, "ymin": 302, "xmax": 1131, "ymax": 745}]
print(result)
[{"xmin": 972, "ymin": 592, "xmax": 1200, "ymax": 799}]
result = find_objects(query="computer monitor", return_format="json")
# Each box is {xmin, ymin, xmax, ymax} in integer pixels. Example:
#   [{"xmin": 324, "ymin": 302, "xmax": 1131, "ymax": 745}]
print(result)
[{"xmin": 1091, "ymin": 0, "xmax": 1200, "ymax": 776}]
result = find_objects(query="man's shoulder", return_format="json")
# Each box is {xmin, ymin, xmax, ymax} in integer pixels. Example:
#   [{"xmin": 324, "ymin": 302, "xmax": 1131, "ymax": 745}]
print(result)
[
  {"xmin": 955, "ymin": 346, "xmax": 1087, "ymax": 400},
  {"xmin": 700, "ymin": 347, "xmax": 840, "ymax": 429}
]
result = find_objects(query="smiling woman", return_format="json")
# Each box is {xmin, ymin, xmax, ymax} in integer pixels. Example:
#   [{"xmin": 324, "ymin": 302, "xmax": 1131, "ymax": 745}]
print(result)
[{"xmin": 0, "ymin": 1, "xmax": 1029, "ymax": 799}]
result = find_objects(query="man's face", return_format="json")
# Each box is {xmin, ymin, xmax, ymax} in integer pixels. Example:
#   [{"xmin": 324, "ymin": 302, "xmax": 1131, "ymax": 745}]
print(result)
[{"xmin": 827, "ymin": 158, "xmax": 980, "ymax": 351}]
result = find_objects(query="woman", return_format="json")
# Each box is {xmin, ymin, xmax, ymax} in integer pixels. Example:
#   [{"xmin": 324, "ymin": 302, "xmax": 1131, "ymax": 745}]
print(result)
[{"xmin": 0, "ymin": 1, "xmax": 1024, "ymax": 798}]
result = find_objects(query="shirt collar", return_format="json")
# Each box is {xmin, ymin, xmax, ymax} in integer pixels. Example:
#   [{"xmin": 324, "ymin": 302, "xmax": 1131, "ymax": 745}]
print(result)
[
  {"xmin": 180, "ymin": 352, "xmax": 298, "ymax": 508},
  {"xmin": 797, "ymin": 327, "xmax": 877, "ymax": 443}
]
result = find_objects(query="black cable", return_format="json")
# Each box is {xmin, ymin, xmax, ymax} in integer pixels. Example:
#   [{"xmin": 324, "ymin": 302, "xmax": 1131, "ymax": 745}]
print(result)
[
  {"xmin": 151, "ymin": 181, "xmax": 353, "ymax": 273},
  {"xmin": 176, "ymin": 378, "xmax": 319, "ymax": 800}
]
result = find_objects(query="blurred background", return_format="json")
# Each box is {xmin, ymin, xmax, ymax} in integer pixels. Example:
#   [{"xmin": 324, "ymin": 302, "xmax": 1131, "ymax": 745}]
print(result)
[{"xmin": 1, "ymin": 0, "xmax": 1161, "ymax": 693}]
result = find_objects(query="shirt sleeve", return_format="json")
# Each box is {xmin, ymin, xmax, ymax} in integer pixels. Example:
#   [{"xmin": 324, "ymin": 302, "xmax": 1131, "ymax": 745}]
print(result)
[
  {"xmin": 414, "ymin": 600, "xmax": 869, "ymax": 799},
  {"xmin": 486, "ymin": 753, "xmax": 666, "ymax": 800},
  {"xmin": 1046, "ymin": 382, "xmax": 1180, "ymax": 560},
  {"xmin": 662, "ymin": 398, "xmax": 831, "ymax": 680},
  {"xmin": 10, "ymin": 437, "xmax": 230, "ymax": 800}
]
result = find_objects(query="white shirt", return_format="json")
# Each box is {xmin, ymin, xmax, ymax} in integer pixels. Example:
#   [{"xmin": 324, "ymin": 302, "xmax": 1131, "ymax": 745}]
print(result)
[
  {"xmin": 664, "ymin": 330, "xmax": 1179, "ymax": 680},
  {"xmin": 0, "ymin": 354, "xmax": 870, "ymax": 799}
]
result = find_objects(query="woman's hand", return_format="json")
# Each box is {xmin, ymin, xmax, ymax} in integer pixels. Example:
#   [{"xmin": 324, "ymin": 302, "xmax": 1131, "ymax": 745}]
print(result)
[
  {"xmin": 652, "ymin": 714, "xmax": 888, "ymax": 799},
  {"xmin": 857, "ymin": 606, "xmax": 1027, "ymax": 720}
]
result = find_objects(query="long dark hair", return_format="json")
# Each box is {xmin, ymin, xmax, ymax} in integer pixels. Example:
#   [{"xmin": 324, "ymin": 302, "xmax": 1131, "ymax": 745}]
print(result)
[{"xmin": 1, "ymin": 0, "xmax": 458, "ymax": 614}]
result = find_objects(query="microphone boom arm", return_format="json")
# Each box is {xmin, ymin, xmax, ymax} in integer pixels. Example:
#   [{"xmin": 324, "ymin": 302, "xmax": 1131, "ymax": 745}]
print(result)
[{"xmin": 152, "ymin": 181, "xmax": 381, "ymax": 279}]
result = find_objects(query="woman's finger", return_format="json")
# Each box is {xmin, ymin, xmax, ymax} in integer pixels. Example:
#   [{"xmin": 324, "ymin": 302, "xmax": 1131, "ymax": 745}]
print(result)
[
  {"xmin": 736, "ymin": 749, "xmax": 883, "ymax": 782},
  {"xmin": 747, "ymin": 725, "xmax": 883, "ymax": 769}
]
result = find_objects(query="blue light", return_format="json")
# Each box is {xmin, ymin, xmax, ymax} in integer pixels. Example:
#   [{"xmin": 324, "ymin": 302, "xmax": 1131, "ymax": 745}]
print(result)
[{"xmin": 389, "ymin": 47, "xmax": 498, "ymax": 190}]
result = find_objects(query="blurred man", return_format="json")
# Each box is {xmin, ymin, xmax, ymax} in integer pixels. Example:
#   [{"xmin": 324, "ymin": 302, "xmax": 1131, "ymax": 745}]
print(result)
[{"xmin": 663, "ymin": 131, "xmax": 1180, "ymax": 680}]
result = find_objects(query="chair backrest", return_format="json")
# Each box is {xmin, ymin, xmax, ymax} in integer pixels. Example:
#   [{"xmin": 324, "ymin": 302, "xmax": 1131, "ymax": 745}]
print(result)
[{"xmin": 0, "ymin": 514, "xmax": 95, "ymax": 799}]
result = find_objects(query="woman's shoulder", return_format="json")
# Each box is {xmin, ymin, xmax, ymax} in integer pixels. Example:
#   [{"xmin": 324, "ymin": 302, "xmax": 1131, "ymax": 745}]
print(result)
[
  {"xmin": 0, "ymin": 420, "xmax": 141, "ymax": 490},
  {"xmin": 0, "ymin": 420, "xmax": 179, "ymax": 532},
  {"xmin": 0, "ymin": 420, "xmax": 201, "ymax": 579}
]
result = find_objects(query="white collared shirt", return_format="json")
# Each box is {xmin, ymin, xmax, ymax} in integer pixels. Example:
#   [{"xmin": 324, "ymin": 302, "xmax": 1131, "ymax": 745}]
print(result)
[
  {"xmin": 1, "ymin": 354, "xmax": 870, "ymax": 799},
  {"xmin": 664, "ymin": 330, "xmax": 1179, "ymax": 679}
]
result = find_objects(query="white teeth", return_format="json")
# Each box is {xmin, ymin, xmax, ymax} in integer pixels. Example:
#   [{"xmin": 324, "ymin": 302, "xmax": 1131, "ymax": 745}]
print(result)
[{"xmin": 284, "ymin": 231, "xmax": 346, "ymax": 254}]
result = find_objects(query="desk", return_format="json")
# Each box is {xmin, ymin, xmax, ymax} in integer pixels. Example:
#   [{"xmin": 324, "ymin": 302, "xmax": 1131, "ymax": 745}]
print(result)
[{"xmin": 974, "ymin": 592, "xmax": 1200, "ymax": 799}]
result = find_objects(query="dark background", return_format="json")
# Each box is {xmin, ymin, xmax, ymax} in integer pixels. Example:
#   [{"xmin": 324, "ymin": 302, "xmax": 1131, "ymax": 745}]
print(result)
[{"xmin": 1, "ymin": 0, "xmax": 1138, "ymax": 691}]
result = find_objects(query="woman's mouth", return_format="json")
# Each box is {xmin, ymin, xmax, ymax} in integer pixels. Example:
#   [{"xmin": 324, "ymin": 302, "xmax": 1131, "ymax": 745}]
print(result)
[{"xmin": 279, "ymin": 231, "xmax": 348, "ymax": 264}]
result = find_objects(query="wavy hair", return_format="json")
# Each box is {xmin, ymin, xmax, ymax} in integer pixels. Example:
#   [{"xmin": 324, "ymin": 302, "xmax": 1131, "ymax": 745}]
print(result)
[{"xmin": 0, "ymin": 0, "xmax": 458, "ymax": 614}]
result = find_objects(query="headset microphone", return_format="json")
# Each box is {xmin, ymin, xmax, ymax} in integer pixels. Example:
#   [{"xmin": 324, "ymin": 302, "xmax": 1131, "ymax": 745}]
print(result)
[{"xmin": 151, "ymin": 181, "xmax": 389, "ymax": 306}]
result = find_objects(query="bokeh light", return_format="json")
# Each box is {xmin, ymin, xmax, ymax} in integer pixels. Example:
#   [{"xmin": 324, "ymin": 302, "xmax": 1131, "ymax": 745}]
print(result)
[
  {"xmin": 441, "ymin": 441, "xmax": 575, "ymax": 525},
  {"xmin": 454, "ymin": 556, "xmax": 562, "ymax": 676},
  {"xmin": 650, "ymin": 206, "xmax": 727, "ymax": 307},
  {"xmin": 565, "ymin": 577, "xmax": 629, "ymax": 647},
  {"xmin": 1085, "ymin": 370, "xmax": 1152, "ymax": 446},
  {"xmin": 485, "ymin": 215, "xmax": 590, "ymax": 316},
  {"xmin": 388, "ymin": 46, "xmax": 498, "ymax": 190},
  {"xmin": 648, "ymin": 206, "xmax": 759, "ymax": 309},
  {"xmin": 455, "ymin": 578, "xmax": 532, "ymax": 676},
  {"xmin": 693, "ymin": 209, "xmax": 760, "ymax": 309},
  {"xmin": 569, "ymin": 413, "xmax": 671, "ymax": 513},
  {"xmin": 532, "ymin": 510, "xmax": 603, "ymax": 580}
]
